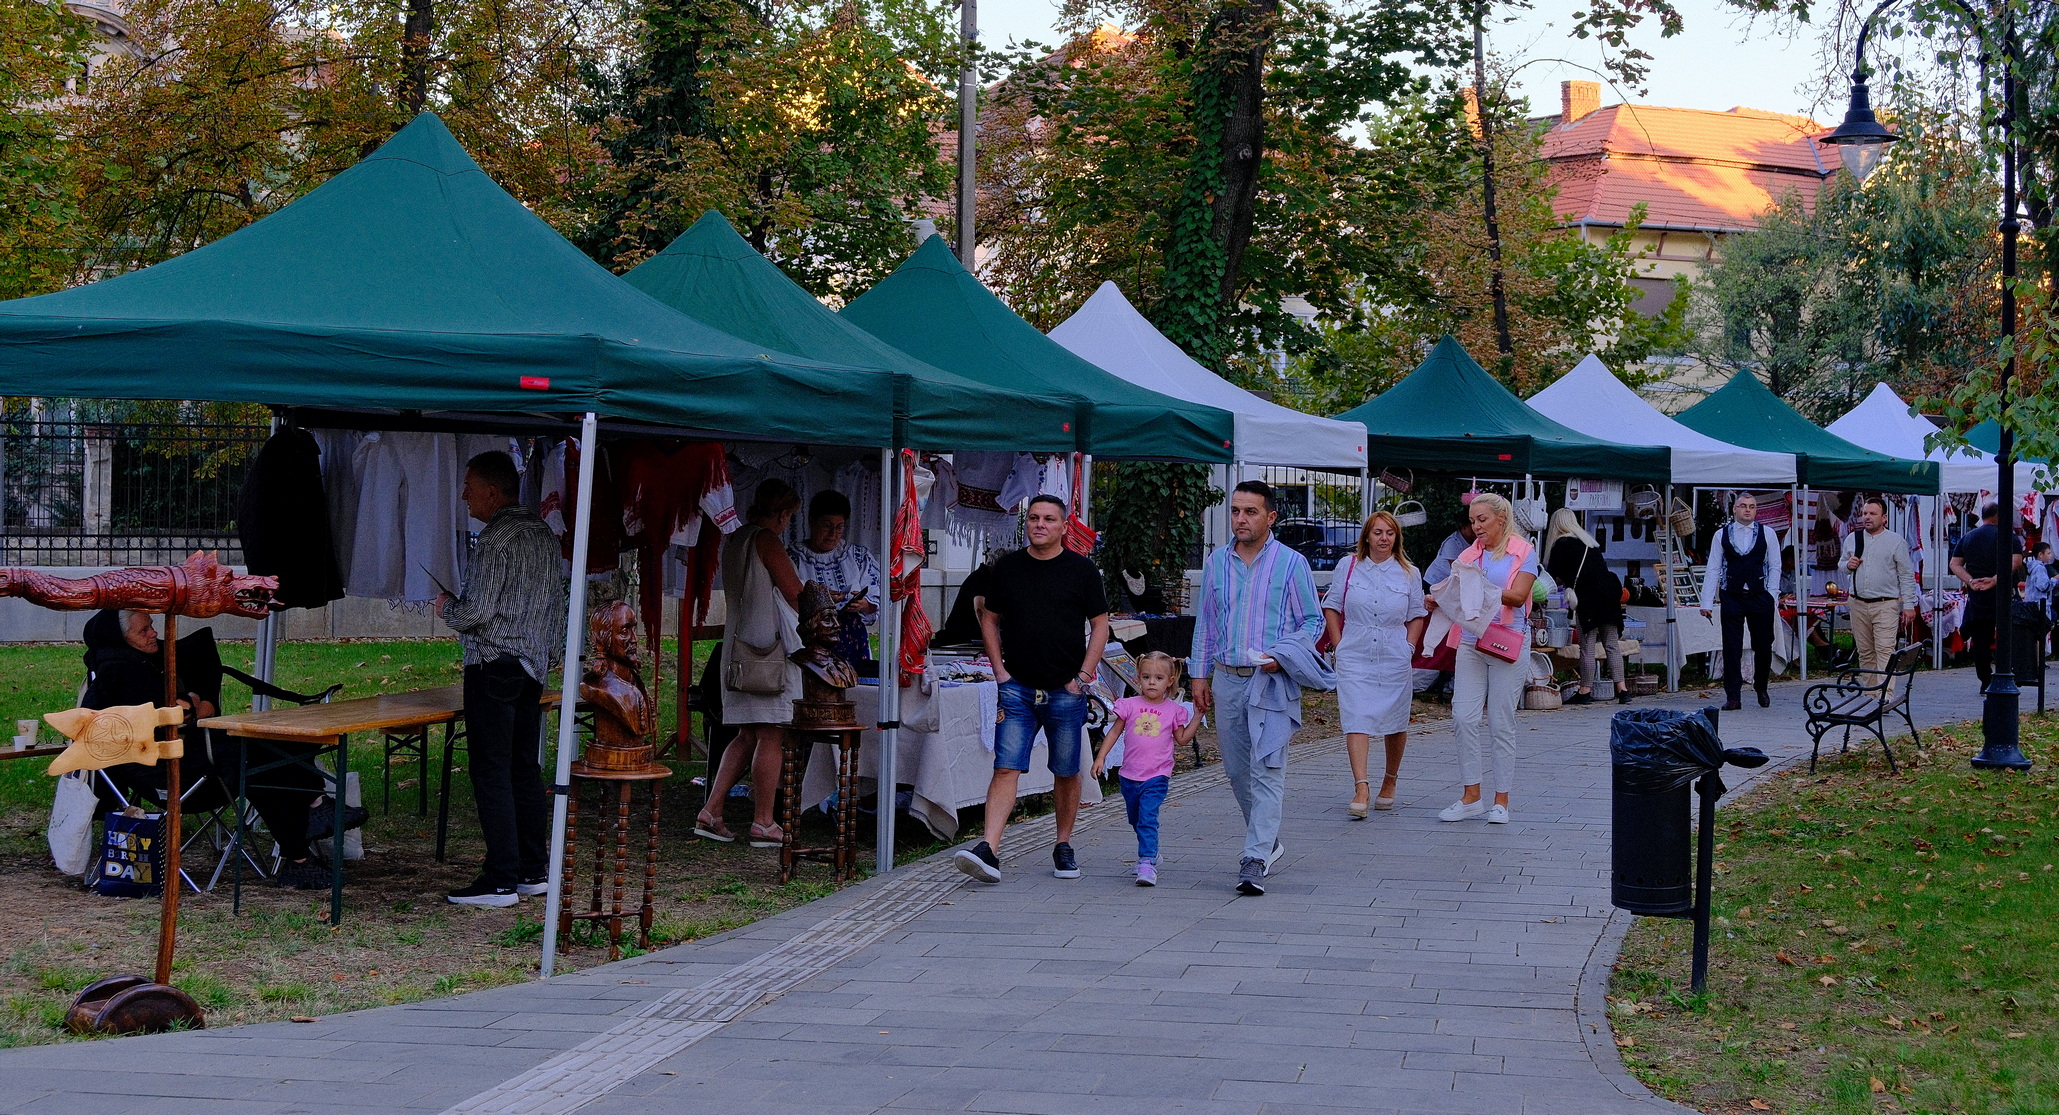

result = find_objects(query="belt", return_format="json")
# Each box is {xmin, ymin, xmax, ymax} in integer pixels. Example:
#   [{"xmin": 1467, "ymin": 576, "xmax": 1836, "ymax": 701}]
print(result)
[
  {"xmin": 1216, "ymin": 663, "xmax": 1258, "ymax": 677},
  {"xmin": 1855, "ymin": 595, "xmax": 1898, "ymax": 603}
]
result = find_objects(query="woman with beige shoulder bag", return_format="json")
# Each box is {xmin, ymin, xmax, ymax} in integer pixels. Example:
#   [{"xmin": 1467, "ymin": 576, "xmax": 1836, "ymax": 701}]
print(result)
[{"xmin": 697, "ymin": 478, "xmax": 805, "ymax": 847}]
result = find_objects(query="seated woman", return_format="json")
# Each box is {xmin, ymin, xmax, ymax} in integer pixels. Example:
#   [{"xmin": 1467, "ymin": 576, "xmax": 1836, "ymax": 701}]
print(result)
[
  {"xmin": 83, "ymin": 609, "xmax": 350, "ymax": 890},
  {"xmin": 785, "ymin": 491, "xmax": 883, "ymax": 673}
]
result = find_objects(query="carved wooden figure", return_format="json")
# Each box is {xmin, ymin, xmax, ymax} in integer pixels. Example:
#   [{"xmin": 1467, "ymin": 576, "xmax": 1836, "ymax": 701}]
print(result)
[
  {"xmin": 43, "ymin": 704, "xmax": 188, "ymax": 775},
  {"xmin": 791, "ymin": 581, "xmax": 858, "ymax": 731},
  {"xmin": 577, "ymin": 600, "xmax": 656, "ymax": 772},
  {"xmin": 0, "ymin": 551, "xmax": 277, "ymax": 619}
]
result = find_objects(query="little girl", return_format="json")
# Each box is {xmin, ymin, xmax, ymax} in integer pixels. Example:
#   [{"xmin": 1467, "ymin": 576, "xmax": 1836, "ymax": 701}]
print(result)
[{"xmin": 1091, "ymin": 652, "xmax": 1197, "ymax": 886}]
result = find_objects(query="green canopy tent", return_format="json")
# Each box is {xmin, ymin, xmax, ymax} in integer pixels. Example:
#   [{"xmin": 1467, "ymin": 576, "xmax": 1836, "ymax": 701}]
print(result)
[
  {"xmin": 622, "ymin": 210, "xmax": 1076, "ymax": 452},
  {"xmin": 0, "ymin": 115, "xmax": 924, "ymax": 447},
  {"xmin": 1965, "ymin": 420, "xmax": 2050, "ymax": 466},
  {"xmin": 0, "ymin": 114, "xmax": 954, "ymax": 973},
  {"xmin": 1674, "ymin": 371, "xmax": 1940, "ymax": 494},
  {"xmin": 1332, "ymin": 336, "xmax": 1671, "ymax": 482},
  {"xmin": 840, "ymin": 237, "xmax": 1235, "ymax": 462}
]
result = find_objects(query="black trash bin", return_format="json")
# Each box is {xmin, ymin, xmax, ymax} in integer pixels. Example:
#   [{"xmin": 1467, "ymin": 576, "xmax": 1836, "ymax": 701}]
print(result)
[
  {"xmin": 1611, "ymin": 770, "xmax": 1693, "ymax": 915},
  {"xmin": 2011, "ymin": 602, "xmax": 2048, "ymax": 709}
]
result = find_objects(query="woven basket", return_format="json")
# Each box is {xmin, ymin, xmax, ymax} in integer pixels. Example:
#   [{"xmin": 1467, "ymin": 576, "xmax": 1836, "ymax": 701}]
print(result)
[{"xmin": 1628, "ymin": 672, "xmax": 1664, "ymax": 696}]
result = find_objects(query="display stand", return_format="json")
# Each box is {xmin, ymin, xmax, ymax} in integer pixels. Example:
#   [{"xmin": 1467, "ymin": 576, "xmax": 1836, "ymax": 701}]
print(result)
[
  {"xmin": 558, "ymin": 761, "xmax": 669, "ymax": 961},
  {"xmin": 782, "ymin": 729, "xmax": 862, "ymax": 883}
]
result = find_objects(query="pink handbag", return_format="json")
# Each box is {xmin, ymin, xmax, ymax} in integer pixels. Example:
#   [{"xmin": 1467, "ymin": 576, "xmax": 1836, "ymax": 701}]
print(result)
[{"xmin": 1476, "ymin": 620, "xmax": 1526, "ymax": 664}]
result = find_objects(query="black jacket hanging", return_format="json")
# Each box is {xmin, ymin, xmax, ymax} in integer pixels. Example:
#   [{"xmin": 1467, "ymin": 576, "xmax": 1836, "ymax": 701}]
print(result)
[{"xmin": 237, "ymin": 426, "xmax": 345, "ymax": 608}]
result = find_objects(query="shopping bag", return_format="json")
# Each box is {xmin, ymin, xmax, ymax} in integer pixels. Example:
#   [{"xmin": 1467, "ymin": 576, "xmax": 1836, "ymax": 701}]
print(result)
[
  {"xmin": 94, "ymin": 810, "xmax": 164, "ymax": 898},
  {"xmin": 47, "ymin": 771, "xmax": 98, "ymax": 877}
]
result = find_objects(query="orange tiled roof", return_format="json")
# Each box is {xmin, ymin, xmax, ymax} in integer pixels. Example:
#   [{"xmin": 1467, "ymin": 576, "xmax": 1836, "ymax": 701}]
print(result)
[{"xmin": 1542, "ymin": 103, "xmax": 1834, "ymax": 232}]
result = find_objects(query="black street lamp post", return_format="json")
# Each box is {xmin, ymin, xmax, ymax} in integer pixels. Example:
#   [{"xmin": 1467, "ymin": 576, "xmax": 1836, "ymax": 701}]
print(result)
[{"xmin": 1822, "ymin": 0, "xmax": 2033, "ymax": 772}]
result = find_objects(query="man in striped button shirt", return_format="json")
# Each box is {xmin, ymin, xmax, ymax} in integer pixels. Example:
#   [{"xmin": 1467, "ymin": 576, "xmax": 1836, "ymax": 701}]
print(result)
[
  {"xmin": 1190, "ymin": 480, "xmax": 1322, "ymax": 895},
  {"xmin": 437, "ymin": 450, "xmax": 566, "ymax": 908}
]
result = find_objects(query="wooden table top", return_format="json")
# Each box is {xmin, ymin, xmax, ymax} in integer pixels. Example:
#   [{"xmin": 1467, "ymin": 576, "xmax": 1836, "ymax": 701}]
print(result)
[{"xmin": 200, "ymin": 685, "xmax": 562, "ymax": 745}]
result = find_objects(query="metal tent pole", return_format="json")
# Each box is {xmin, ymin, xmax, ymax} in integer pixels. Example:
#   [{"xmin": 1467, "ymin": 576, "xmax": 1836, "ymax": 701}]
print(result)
[
  {"xmin": 1797, "ymin": 486, "xmax": 1810, "ymax": 682},
  {"xmin": 1664, "ymin": 483, "xmax": 1679, "ymax": 692},
  {"xmin": 540, "ymin": 412, "xmax": 598, "ymax": 979},
  {"xmin": 876, "ymin": 446, "xmax": 901, "ymax": 874}
]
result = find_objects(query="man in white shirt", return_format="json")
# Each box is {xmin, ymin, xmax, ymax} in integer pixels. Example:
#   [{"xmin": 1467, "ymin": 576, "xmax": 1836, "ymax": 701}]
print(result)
[
  {"xmin": 1700, "ymin": 492, "xmax": 1781, "ymax": 710},
  {"xmin": 1841, "ymin": 496, "xmax": 1918, "ymax": 679}
]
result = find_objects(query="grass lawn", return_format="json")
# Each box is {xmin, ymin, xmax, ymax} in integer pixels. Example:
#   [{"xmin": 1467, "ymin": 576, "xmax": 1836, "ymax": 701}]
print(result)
[
  {"xmin": 0, "ymin": 636, "xmax": 889, "ymax": 1048},
  {"xmin": 1609, "ymin": 718, "xmax": 2059, "ymax": 1115}
]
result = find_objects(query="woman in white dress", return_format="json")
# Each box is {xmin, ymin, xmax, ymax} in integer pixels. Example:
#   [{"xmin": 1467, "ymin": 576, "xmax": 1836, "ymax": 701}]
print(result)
[
  {"xmin": 698, "ymin": 479, "xmax": 804, "ymax": 848},
  {"xmin": 1322, "ymin": 510, "xmax": 1430, "ymax": 819}
]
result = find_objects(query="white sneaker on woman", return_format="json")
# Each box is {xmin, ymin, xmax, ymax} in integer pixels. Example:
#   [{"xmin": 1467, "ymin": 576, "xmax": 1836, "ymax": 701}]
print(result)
[
  {"xmin": 1486, "ymin": 804, "xmax": 1510, "ymax": 824},
  {"xmin": 1438, "ymin": 799, "xmax": 1486, "ymax": 822}
]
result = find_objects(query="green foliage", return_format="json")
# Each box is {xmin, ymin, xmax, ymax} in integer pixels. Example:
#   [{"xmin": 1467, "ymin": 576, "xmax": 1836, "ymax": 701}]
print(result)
[
  {"xmin": 1091, "ymin": 462, "xmax": 1221, "ymax": 603},
  {"xmin": 1694, "ymin": 84, "xmax": 1996, "ymax": 424},
  {"xmin": 0, "ymin": 0, "xmax": 93, "ymax": 300},
  {"xmin": 575, "ymin": 0, "xmax": 958, "ymax": 298}
]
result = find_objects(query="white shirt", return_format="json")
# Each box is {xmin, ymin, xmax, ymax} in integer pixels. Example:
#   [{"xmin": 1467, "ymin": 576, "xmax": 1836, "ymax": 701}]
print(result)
[{"xmin": 1703, "ymin": 521, "xmax": 1780, "ymax": 605}]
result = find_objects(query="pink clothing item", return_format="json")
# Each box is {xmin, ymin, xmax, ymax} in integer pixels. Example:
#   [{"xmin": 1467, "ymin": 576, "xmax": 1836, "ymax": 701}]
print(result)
[
  {"xmin": 1110, "ymin": 696, "xmax": 1189, "ymax": 782},
  {"xmin": 1443, "ymin": 533, "xmax": 1539, "ymax": 649}
]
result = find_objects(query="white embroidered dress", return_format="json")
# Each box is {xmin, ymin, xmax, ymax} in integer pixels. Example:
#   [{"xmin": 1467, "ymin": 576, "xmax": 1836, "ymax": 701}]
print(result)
[{"xmin": 1324, "ymin": 556, "xmax": 1428, "ymax": 736}]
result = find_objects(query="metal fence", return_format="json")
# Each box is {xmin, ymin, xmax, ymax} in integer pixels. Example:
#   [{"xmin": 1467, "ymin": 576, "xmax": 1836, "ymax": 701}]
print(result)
[{"xmin": 0, "ymin": 418, "xmax": 265, "ymax": 567}]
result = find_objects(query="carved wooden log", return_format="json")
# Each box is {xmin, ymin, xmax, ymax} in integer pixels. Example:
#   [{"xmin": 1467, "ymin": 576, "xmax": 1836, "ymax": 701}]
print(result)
[{"xmin": 0, "ymin": 551, "xmax": 277, "ymax": 619}]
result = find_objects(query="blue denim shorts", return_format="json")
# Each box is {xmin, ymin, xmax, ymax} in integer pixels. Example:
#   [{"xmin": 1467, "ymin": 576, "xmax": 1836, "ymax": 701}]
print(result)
[{"xmin": 994, "ymin": 678, "xmax": 1087, "ymax": 777}]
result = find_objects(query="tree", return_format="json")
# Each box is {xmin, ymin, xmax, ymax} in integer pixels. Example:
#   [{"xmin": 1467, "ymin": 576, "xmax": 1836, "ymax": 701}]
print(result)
[
  {"xmin": 1294, "ymin": 89, "xmax": 1691, "ymax": 410},
  {"xmin": 1690, "ymin": 84, "xmax": 1997, "ymax": 423},
  {"xmin": 575, "ymin": 0, "xmax": 959, "ymax": 297},
  {"xmin": 0, "ymin": 0, "xmax": 94, "ymax": 299}
]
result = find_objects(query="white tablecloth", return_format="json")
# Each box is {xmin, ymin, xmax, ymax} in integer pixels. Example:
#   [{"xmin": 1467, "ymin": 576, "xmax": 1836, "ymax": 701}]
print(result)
[{"xmin": 799, "ymin": 681, "xmax": 1101, "ymax": 840}]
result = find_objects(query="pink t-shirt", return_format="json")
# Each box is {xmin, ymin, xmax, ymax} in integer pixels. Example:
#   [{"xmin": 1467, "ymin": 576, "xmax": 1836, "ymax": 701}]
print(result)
[{"xmin": 1111, "ymin": 696, "xmax": 1189, "ymax": 782}]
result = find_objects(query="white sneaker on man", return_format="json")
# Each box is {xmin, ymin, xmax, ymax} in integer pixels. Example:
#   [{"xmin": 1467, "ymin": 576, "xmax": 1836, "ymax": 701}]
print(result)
[{"xmin": 1438, "ymin": 799, "xmax": 1486, "ymax": 822}]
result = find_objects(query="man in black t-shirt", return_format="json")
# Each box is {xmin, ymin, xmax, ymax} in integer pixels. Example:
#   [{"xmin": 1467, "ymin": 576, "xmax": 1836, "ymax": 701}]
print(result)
[
  {"xmin": 1951, "ymin": 502, "xmax": 2024, "ymax": 687},
  {"xmin": 953, "ymin": 495, "xmax": 1110, "ymax": 883}
]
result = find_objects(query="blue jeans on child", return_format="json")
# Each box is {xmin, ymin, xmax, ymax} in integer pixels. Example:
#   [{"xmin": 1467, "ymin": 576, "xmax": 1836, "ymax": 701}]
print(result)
[{"xmin": 1119, "ymin": 774, "xmax": 1169, "ymax": 862}]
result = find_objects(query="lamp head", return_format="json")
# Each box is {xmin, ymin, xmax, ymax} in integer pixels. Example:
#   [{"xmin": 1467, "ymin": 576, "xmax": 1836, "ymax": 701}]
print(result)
[{"xmin": 1821, "ymin": 69, "xmax": 1899, "ymax": 183}]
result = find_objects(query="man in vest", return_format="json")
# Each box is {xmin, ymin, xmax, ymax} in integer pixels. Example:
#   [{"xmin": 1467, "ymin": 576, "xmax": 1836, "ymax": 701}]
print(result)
[{"xmin": 1699, "ymin": 492, "xmax": 1780, "ymax": 710}]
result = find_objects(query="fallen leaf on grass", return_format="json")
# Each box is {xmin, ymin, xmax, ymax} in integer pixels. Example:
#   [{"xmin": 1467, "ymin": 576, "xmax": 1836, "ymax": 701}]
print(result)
[
  {"xmin": 1750, "ymin": 1100, "xmax": 1772, "ymax": 1110},
  {"xmin": 1871, "ymin": 1077, "xmax": 1887, "ymax": 1093},
  {"xmin": 1615, "ymin": 1035, "xmax": 1635, "ymax": 1048},
  {"xmin": 1818, "ymin": 976, "xmax": 1839, "ymax": 986},
  {"xmin": 1776, "ymin": 951, "xmax": 1798, "ymax": 966},
  {"xmin": 291, "ymin": 1016, "xmax": 318, "ymax": 1023},
  {"xmin": 1778, "ymin": 1022, "xmax": 1797, "ymax": 1031},
  {"xmin": 2007, "ymin": 1032, "xmax": 2027, "ymax": 1039}
]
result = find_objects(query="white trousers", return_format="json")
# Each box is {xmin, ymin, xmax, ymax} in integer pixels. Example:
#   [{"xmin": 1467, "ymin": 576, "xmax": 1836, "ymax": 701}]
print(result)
[{"xmin": 1452, "ymin": 643, "xmax": 1523, "ymax": 794}]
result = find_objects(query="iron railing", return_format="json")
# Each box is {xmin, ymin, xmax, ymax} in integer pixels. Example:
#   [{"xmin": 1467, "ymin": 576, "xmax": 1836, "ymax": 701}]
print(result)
[{"xmin": 0, "ymin": 418, "xmax": 265, "ymax": 567}]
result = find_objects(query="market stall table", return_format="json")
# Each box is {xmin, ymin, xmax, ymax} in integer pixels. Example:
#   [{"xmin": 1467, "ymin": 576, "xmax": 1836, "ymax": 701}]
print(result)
[
  {"xmin": 200, "ymin": 686, "xmax": 562, "ymax": 923},
  {"xmin": 799, "ymin": 680, "xmax": 1102, "ymax": 840}
]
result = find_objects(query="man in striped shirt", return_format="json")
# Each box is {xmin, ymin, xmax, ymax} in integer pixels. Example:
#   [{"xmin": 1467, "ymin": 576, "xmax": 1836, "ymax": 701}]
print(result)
[
  {"xmin": 1190, "ymin": 480, "xmax": 1322, "ymax": 895},
  {"xmin": 437, "ymin": 450, "xmax": 566, "ymax": 908}
]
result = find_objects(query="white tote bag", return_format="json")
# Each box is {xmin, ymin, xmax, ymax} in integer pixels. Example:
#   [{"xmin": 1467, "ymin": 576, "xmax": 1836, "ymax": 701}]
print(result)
[{"xmin": 48, "ymin": 771, "xmax": 98, "ymax": 877}]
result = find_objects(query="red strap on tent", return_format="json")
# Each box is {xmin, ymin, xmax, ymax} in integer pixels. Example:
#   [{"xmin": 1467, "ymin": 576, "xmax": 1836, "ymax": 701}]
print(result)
[{"xmin": 1064, "ymin": 453, "xmax": 1097, "ymax": 556}]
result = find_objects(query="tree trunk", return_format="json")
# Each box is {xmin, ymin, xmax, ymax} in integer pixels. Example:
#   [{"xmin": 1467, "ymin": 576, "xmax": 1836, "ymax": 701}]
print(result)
[
  {"xmin": 1210, "ymin": 0, "xmax": 1279, "ymax": 312},
  {"xmin": 400, "ymin": 0, "xmax": 435, "ymax": 115},
  {"xmin": 1473, "ymin": 5, "xmax": 1513, "ymax": 370}
]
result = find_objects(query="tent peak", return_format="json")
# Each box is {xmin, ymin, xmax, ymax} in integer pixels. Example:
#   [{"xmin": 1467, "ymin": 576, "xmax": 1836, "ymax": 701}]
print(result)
[{"xmin": 361, "ymin": 113, "xmax": 492, "ymax": 178}]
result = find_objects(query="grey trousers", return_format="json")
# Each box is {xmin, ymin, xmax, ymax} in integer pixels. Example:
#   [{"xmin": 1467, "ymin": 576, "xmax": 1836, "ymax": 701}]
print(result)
[{"xmin": 1211, "ymin": 669, "xmax": 1286, "ymax": 863}]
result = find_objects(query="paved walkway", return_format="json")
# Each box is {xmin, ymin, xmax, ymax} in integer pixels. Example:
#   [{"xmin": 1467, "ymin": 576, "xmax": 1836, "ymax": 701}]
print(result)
[{"xmin": 0, "ymin": 669, "xmax": 1988, "ymax": 1115}]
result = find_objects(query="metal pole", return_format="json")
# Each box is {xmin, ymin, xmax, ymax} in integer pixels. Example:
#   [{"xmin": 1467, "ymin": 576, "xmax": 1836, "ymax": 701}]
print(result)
[
  {"xmin": 1975, "ymin": 13, "xmax": 2028, "ymax": 769},
  {"xmin": 541, "ymin": 412, "xmax": 599, "ymax": 979},
  {"xmin": 876, "ymin": 447, "xmax": 902, "ymax": 872},
  {"xmin": 1798, "ymin": 487, "xmax": 1810, "ymax": 682},
  {"xmin": 955, "ymin": 0, "xmax": 977, "ymax": 264},
  {"xmin": 1664, "ymin": 483, "xmax": 1680, "ymax": 692},
  {"xmin": 1934, "ymin": 495, "xmax": 1945, "ymax": 669}
]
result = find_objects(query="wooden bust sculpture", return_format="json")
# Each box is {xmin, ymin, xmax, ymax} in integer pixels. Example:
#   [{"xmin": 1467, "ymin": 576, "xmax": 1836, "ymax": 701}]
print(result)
[
  {"xmin": 577, "ymin": 600, "xmax": 656, "ymax": 772},
  {"xmin": 791, "ymin": 581, "xmax": 859, "ymax": 730}
]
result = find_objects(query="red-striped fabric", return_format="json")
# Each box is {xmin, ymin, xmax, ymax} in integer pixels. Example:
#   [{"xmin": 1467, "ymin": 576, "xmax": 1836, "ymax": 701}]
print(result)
[{"xmin": 892, "ymin": 449, "xmax": 931, "ymax": 686}]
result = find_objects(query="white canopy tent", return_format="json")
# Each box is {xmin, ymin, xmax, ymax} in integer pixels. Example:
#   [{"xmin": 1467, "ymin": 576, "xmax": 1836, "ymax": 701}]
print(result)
[
  {"xmin": 1529, "ymin": 355, "xmax": 1798, "ymax": 486},
  {"xmin": 1827, "ymin": 383, "xmax": 2043, "ymax": 497},
  {"xmin": 1049, "ymin": 282, "xmax": 1367, "ymax": 470}
]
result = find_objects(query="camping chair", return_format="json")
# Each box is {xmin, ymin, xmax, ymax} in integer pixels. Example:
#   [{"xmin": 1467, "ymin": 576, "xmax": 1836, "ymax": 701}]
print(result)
[{"xmin": 1801, "ymin": 642, "xmax": 1924, "ymax": 774}]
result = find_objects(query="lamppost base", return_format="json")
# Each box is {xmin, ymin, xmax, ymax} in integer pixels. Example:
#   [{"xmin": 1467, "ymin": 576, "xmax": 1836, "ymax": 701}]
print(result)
[{"xmin": 1973, "ymin": 676, "xmax": 2031, "ymax": 771}]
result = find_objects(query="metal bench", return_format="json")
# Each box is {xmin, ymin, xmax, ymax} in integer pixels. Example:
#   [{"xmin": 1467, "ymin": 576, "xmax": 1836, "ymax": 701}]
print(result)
[{"xmin": 1801, "ymin": 642, "xmax": 1923, "ymax": 773}]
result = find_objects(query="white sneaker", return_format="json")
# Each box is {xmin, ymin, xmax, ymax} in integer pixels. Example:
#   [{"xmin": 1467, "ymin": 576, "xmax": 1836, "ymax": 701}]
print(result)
[
  {"xmin": 1438, "ymin": 799, "xmax": 1486, "ymax": 822},
  {"xmin": 1263, "ymin": 840, "xmax": 1284, "ymax": 875},
  {"xmin": 1486, "ymin": 804, "xmax": 1510, "ymax": 824}
]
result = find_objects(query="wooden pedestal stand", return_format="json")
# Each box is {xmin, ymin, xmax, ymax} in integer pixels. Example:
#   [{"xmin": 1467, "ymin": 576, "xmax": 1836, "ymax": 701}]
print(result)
[
  {"xmin": 779, "ymin": 726, "xmax": 862, "ymax": 884},
  {"xmin": 558, "ymin": 761, "xmax": 669, "ymax": 961}
]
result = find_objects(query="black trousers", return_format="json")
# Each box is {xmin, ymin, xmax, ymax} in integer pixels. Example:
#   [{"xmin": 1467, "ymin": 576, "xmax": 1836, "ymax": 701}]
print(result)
[
  {"xmin": 464, "ymin": 657, "xmax": 547, "ymax": 887},
  {"xmin": 1965, "ymin": 600, "xmax": 1997, "ymax": 686},
  {"xmin": 1720, "ymin": 591, "xmax": 1775, "ymax": 703}
]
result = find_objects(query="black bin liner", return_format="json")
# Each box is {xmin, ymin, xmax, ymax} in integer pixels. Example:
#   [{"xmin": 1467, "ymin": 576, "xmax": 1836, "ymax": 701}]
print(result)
[{"xmin": 1609, "ymin": 707, "xmax": 1768, "ymax": 916}]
